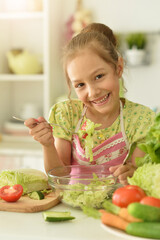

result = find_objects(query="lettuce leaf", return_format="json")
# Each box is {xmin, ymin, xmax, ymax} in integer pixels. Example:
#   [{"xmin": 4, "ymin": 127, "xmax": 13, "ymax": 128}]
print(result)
[
  {"xmin": 82, "ymin": 206, "xmax": 101, "ymax": 219},
  {"xmin": 78, "ymin": 119, "xmax": 101, "ymax": 162},
  {"xmin": 136, "ymin": 113, "xmax": 160, "ymax": 166},
  {"xmin": 61, "ymin": 174, "xmax": 116, "ymax": 208},
  {"xmin": 128, "ymin": 163, "xmax": 160, "ymax": 198},
  {"xmin": 0, "ymin": 169, "xmax": 49, "ymax": 194}
]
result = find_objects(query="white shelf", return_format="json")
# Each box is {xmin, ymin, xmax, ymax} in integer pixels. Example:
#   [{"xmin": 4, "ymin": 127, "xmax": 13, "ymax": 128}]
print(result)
[
  {"xmin": 0, "ymin": 0, "xmax": 51, "ymax": 169},
  {"xmin": 0, "ymin": 134, "xmax": 42, "ymax": 154},
  {"xmin": 0, "ymin": 74, "xmax": 44, "ymax": 81},
  {"xmin": 0, "ymin": 12, "xmax": 44, "ymax": 20},
  {"xmin": 0, "ymin": 135, "xmax": 43, "ymax": 170},
  {"xmin": 1, "ymin": 134, "xmax": 35, "ymax": 143}
]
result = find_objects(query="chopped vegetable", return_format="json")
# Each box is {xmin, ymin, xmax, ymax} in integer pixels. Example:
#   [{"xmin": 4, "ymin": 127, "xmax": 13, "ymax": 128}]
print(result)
[
  {"xmin": 0, "ymin": 184, "xmax": 23, "ymax": 202},
  {"xmin": 62, "ymin": 183, "xmax": 110, "ymax": 208},
  {"xmin": 82, "ymin": 206, "xmax": 101, "ymax": 219},
  {"xmin": 61, "ymin": 175, "xmax": 115, "ymax": 208},
  {"xmin": 128, "ymin": 163, "xmax": 160, "ymax": 198},
  {"xmin": 78, "ymin": 119, "xmax": 101, "ymax": 162},
  {"xmin": 28, "ymin": 191, "xmax": 44, "ymax": 200},
  {"xmin": 0, "ymin": 169, "xmax": 49, "ymax": 195},
  {"xmin": 41, "ymin": 189, "xmax": 52, "ymax": 194},
  {"xmin": 43, "ymin": 211, "xmax": 75, "ymax": 222}
]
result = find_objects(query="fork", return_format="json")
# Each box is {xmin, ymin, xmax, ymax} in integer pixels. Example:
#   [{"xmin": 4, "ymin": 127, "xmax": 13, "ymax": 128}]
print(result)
[{"xmin": 12, "ymin": 116, "xmax": 75, "ymax": 134}]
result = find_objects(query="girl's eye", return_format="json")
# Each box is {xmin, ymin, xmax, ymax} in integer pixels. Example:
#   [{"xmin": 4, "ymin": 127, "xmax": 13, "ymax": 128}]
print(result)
[
  {"xmin": 75, "ymin": 83, "xmax": 84, "ymax": 88},
  {"xmin": 95, "ymin": 74, "xmax": 104, "ymax": 80}
]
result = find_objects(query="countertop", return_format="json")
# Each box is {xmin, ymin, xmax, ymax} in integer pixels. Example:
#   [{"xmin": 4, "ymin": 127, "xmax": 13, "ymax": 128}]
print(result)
[{"xmin": 0, "ymin": 203, "xmax": 123, "ymax": 240}]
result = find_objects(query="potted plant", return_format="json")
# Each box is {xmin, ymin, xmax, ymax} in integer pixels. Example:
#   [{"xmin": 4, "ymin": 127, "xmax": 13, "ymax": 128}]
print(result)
[{"xmin": 125, "ymin": 33, "xmax": 147, "ymax": 66}]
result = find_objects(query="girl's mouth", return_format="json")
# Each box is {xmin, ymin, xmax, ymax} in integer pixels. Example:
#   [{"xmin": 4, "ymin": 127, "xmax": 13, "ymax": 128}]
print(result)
[{"xmin": 91, "ymin": 93, "xmax": 110, "ymax": 106}]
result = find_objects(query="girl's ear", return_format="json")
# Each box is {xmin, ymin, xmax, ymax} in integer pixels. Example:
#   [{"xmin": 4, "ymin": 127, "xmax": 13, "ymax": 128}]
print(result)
[{"xmin": 117, "ymin": 57, "xmax": 124, "ymax": 77}]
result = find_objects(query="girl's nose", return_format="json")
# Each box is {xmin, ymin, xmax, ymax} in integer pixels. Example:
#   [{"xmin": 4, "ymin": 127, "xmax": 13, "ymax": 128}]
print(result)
[{"xmin": 87, "ymin": 84, "xmax": 100, "ymax": 98}]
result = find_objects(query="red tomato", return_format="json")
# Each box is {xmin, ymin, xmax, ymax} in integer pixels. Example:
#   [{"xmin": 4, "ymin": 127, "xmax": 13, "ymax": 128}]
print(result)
[
  {"xmin": 82, "ymin": 133, "xmax": 88, "ymax": 139},
  {"xmin": 81, "ymin": 121, "xmax": 87, "ymax": 130},
  {"xmin": 140, "ymin": 196, "xmax": 160, "ymax": 208},
  {"xmin": 112, "ymin": 185, "xmax": 146, "ymax": 208},
  {"xmin": 0, "ymin": 184, "xmax": 23, "ymax": 202}
]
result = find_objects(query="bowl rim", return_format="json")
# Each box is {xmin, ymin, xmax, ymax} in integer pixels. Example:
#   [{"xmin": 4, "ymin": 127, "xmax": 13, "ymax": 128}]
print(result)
[{"xmin": 47, "ymin": 164, "xmax": 116, "ymax": 182}]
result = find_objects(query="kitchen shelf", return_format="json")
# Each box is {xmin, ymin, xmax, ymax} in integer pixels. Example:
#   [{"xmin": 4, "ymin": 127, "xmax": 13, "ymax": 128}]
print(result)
[
  {"xmin": 0, "ymin": 12, "xmax": 44, "ymax": 20},
  {"xmin": 0, "ymin": 0, "xmax": 52, "ymax": 169},
  {"xmin": 1, "ymin": 133, "xmax": 35, "ymax": 143},
  {"xmin": 0, "ymin": 0, "xmax": 51, "ymax": 118},
  {"xmin": 0, "ymin": 136, "xmax": 43, "ymax": 170},
  {"xmin": 0, "ymin": 74, "xmax": 44, "ymax": 81}
]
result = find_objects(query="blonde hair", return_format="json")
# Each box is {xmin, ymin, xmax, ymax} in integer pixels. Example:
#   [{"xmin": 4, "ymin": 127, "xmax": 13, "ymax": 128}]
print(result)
[{"xmin": 62, "ymin": 23, "xmax": 121, "ymax": 98}]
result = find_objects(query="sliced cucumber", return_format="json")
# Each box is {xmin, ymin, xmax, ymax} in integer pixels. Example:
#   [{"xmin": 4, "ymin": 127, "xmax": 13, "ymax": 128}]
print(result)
[
  {"xmin": 43, "ymin": 211, "xmax": 75, "ymax": 222},
  {"xmin": 28, "ymin": 191, "xmax": 44, "ymax": 200}
]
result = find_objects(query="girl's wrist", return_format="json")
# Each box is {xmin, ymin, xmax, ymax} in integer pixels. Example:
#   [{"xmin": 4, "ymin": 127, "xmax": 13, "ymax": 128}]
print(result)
[{"xmin": 41, "ymin": 138, "xmax": 55, "ymax": 148}]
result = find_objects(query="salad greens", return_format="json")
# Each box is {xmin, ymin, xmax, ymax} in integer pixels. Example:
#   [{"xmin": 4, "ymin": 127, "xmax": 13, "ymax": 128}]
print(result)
[
  {"xmin": 78, "ymin": 119, "xmax": 101, "ymax": 162},
  {"xmin": 128, "ymin": 163, "xmax": 160, "ymax": 198},
  {"xmin": 136, "ymin": 113, "xmax": 160, "ymax": 167},
  {"xmin": 82, "ymin": 206, "xmax": 101, "ymax": 219},
  {"xmin": 0, "ymin": 169, "xmax": 49, "ymax": 194},
  {"xmin": 61, "ymin": 174, "xmax": 116, "ymax": 208}
]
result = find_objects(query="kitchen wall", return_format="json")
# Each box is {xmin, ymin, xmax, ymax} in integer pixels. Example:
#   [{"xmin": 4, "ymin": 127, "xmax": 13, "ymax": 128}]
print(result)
[
  {"xmin": 0, "ymin": 0, "xmax": 159, "ymax": 170},
  {"xmin": 51, "ymin": 0, "xmax": 160, "ymax": 111}
]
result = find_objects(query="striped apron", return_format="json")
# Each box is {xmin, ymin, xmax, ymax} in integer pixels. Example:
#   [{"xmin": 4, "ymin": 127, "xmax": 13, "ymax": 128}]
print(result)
[{"xmin": 71, "ymin": 101, "xmax": 130, "ymax": 175}]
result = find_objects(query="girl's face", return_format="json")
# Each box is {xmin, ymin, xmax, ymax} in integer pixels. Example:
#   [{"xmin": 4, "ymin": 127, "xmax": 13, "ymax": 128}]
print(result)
[{"xmin": 67, "ymin": 48, "xmax": 123, "ymax": 116}]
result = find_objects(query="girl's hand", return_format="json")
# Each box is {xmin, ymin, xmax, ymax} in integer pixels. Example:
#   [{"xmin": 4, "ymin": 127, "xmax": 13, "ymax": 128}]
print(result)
[
  {"xmin": 24, "ymin": 116, "xmax": 54, "ymax": 147},
  {"xmin": 109, "ymin": 163, "xmax": 137, "ymax": 185}
]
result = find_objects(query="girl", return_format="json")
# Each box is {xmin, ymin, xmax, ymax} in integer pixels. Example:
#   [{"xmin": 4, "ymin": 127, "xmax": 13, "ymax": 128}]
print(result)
[{"xmin": 25, "ymin": 23, "xmax": 155, "ymax": 185}]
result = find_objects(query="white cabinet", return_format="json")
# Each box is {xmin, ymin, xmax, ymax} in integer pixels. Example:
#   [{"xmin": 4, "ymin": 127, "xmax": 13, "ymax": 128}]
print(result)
[
  {"xmin": 0, "ymin": 0, "xmax": 51, "ymax": 123},
  {"xmin": 0, "ymin": 0, "xmax": 52, "ymax": 170}
]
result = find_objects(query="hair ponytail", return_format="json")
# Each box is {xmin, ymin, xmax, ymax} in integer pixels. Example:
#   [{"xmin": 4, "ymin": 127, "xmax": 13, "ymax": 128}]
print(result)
[{"xmin": 81, "ymin": 23, "xmax": 117, "ymax": 48}]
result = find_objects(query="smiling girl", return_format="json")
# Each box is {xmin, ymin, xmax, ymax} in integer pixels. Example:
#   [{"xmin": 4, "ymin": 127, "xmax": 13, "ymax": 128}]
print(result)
[{"xmin": 25, "ymin": 23, "xmax": 155, "ymax": 185}]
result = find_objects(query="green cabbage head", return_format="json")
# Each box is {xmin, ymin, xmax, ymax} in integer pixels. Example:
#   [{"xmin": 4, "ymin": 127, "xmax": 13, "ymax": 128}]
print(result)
[
  {"xmin": 0, "ymin": 169, "xmax": 49, "ymax": 194},
  {"xmin": 128, "ymin": 163, "xmax": 160, "ymax": 198}
]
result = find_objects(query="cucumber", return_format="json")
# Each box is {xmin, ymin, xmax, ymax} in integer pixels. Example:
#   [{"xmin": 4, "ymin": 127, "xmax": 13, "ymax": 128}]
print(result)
[
  {"xmin": 28, "ymin": 191, "xmax": 44, "ymax": 200},
  {"xmin": 128, "ymin": 202, "xmax": 160, "ymax": 222},
  {"xmin": 43, "ymin": 211, "xmax": 75, "ymax": 222},
  {"xmin": 126, "ymin": 222, "xmax": 160, "ymax": 239}
]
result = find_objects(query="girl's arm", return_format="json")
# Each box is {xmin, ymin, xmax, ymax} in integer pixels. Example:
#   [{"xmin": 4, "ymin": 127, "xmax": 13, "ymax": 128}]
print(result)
[
  {"xmin": 24, "ymin": 117, "xmax": 71, "ymax": 173},
  {"xmin": 42, "ymin": 138, "xmax": 71, "ymax": 173}
]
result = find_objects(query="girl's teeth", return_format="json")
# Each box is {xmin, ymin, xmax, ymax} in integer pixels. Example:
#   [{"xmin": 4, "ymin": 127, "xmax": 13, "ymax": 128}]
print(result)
[{"xmin": 95, "ymin": 94, "xmax": 109, "ymax": 103}]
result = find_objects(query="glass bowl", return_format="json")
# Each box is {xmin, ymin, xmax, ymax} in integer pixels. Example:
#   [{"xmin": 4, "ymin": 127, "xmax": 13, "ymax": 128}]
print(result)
[{"xmin": 48, "ymin": 164, "xmax": 117, "ymax": 209}]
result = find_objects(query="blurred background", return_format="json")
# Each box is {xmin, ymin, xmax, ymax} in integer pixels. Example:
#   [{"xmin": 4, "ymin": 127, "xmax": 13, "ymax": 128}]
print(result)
[{"xmin": 0, "ymin": 0, "xmax": 159, "ymax": 171}]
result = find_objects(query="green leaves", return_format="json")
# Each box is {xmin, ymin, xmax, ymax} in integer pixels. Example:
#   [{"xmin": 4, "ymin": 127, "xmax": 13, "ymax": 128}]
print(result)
[
  {"xmin": 136, "ymin": 113, "xmax": 160, "ymax": 166},
  {"xmin": 78, "ymin": 119, "xmax": 101, "ymax": 162},
  {"xmin": 128, "ymin": 163, "xmax": 160, "ymax": 198},
  {"xmin": 126, "ymin": 33, "xmax": 147, "ymax": 50}
]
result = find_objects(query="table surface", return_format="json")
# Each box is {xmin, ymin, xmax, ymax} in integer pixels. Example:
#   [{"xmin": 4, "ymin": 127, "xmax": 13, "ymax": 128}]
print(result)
[{"xmin": 0, "ymin": 202, "xmax": 124, "ymax": 240}]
